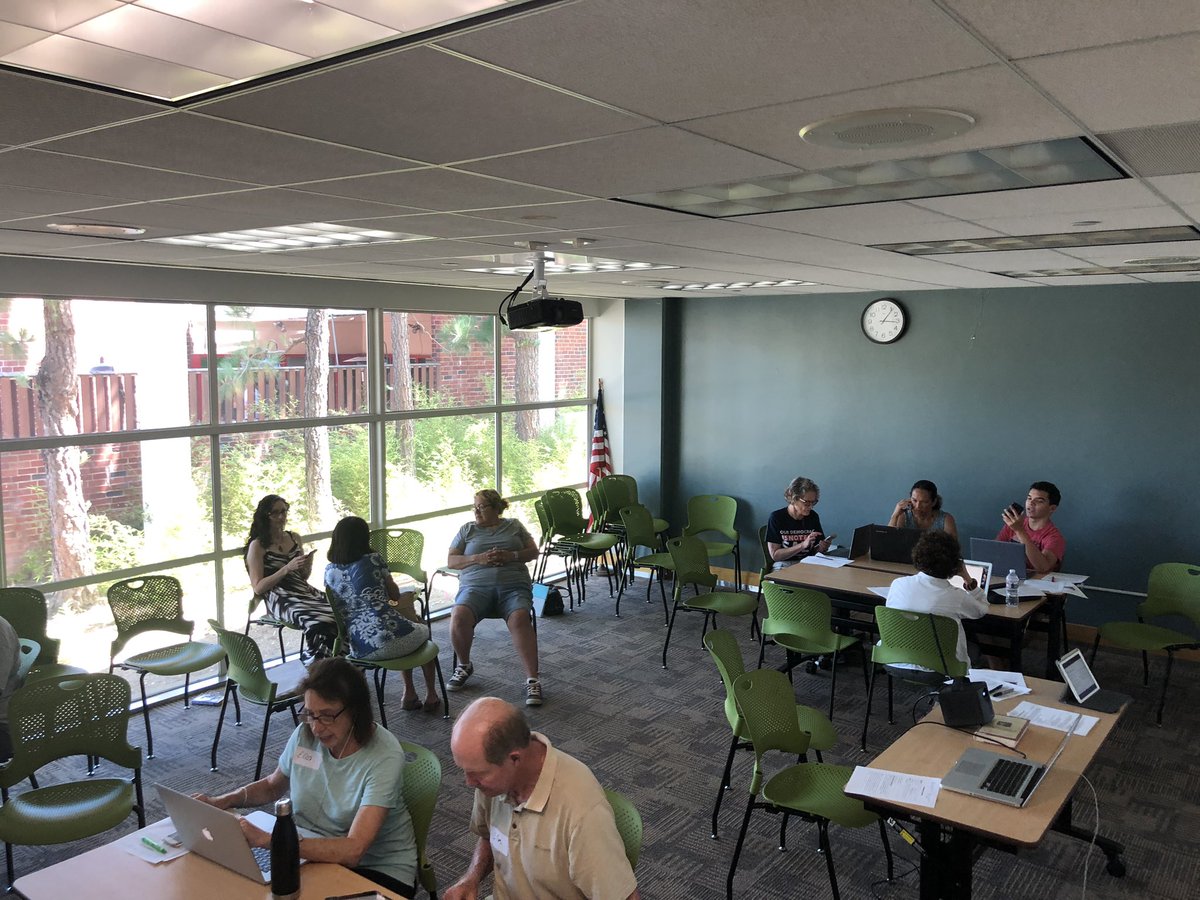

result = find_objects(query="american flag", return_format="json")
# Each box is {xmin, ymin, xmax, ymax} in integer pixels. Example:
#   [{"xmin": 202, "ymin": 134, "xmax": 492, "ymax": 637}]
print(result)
[{"xmin": 588, "ymin": 384, "xmax": 613, "ymax": 487}]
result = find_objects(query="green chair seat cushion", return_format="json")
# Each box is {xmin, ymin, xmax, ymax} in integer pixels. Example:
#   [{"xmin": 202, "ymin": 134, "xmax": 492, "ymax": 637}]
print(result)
[
  {"xmin": 683, "ymin": 591, "xmax": 758, "ymax": 617},
  {"xmin": 563, "ymin": 533, "xmax": 619, "ymax": 552},
  {"xmin": 701, "ymin": 540, "xmax": 736, "ymax": 557},
  {"xmin": 634, "ymin": 552, "xmax": 674, "ymax": 570},
  {"xmin": 763, "ymin": 621, "xmax": 858, "ymax": 656},
  {"xmin": 1097, "ymin": 621, "xmax": 1198, "ymax": 651},
  {"xmin": 761, "ymin": 763, "xmax": 875, "ymax": 829},
  {"xmin": 732, "ymin": 704, "xmax": 837, "ymax": 752},
  {"xmin": 0, "ymin": 779, "xmax": 136, "ymax": 844},
  {"xmin": 123, "ymin": 641, "xmax": 226, "ymax": 676},
  {"xmin": 353, "ymin": 640, "xmax": 441, "ymax": 673},
  {"xmin": 652, "ymin": 518, "xmax": 669, "ymax": 534},
  {"xmin": 26, "ymin": 662, "xmax": 88, "ymax": 684}
]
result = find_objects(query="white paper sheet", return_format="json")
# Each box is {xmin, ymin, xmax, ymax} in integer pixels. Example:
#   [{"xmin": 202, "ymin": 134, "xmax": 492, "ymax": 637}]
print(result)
[
  {"xmin": 119, "ymin": 820, "xmax": 187, "ymax": 864},
  {"xmin": 1024, "ymin": 578, "xmax": 1087, "ymax": 598},
  {"xmin": 1007, "ymin": 701, "xmax": 1098, "ymax": 736},
  {"xmin": 967, "ymin": 668, "xmax": 1033, "ymax": 697},
  {"xmin": 844, "ymin": 766, "xmax": 941, "ymax": 808},
  {"xmin": 799, "ymin": 553, "xmax": 854, "ymax": 568}
]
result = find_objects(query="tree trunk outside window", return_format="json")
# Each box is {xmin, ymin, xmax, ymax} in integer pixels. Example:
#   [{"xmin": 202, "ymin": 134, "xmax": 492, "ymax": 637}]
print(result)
[
  {"xmin": 513, "ymin": 331, "xmax": 539, "ymax": 440},
  {"xmin": 390, "ymin": 312, "xmax": 415, "ymax": 473},
  {"xmin": 303, "ymin": 309, "xmax": 334, "ymax": 528}
]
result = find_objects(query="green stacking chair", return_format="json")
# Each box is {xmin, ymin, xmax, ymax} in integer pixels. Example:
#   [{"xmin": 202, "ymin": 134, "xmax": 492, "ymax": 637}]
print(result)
[
  {"xmin": 704, "ymin": 629, "xmax": 836, "ymax": 840},
  {"xmin": 756, "ymin": 581, "xmax": 865, "ymax": 720},
  {"xmin": 327, "ymin": 588, "xmax": 449, "ymax": 727},
  {"xmin": 602, "ymin": 475, "xmax": 668, "ymax": 535},
  {"xmin": 0, "ymin": 587, "xmax": 87, "ymax": 684},
  {"xmin": 662, "ymin": 535, "xmax": 758, "ymax": 669},
  {"xmin": 369, "ymin": 527, "xmax": 433, "ymax": 626},
  {"xmin": 400, "ymin": 741, "xmax": 442, "ymax": 898},
  {"xmin": 727, "ymin": 668, "xmax": 892, "ymax": 900},
  {"xmin": 860, "ymin": 607, "xmax": 966, "ymax": 751},
  {"xmin": 542, "ymin": 487, "xmax": 618, "ymax": 606},
  {"xmin": 684, "ymin": 494, "xmax": 742, "ymax": 591},
  {"xmin": 246, "ymin": 589, "xmax": 306, "ymax": 664},
  {"xmin": 618, "ymin": 504, "xmax": 674, "ymax": 620},
  {"xmin": 106, "ymin": 575, "xmax": 227, "ymax": 758},
  {"xmin": 604, "ymin": 788, "xmax": 643, "ymax": 871},
  {"xmin": 208, "ymin": 620, "xmax": 306, "ymax": 780},
  {"xmin": 1091, "ymin": 562, "xmax": 1200, "ymax": 725},
  {"xmin": 0, "ymin": 673, "xmax": 146, "ymax": 887},
  {"xmin": 533, "ymin": 496, "xmax": 577, "ymax": 605},
  {"xmin": 15, "ymin": 639, "xmax": 39, "ymax": 684}
]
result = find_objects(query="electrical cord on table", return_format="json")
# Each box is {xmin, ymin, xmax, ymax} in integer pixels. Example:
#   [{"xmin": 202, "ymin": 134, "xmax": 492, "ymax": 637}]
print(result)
[{"xmin": 907, "ymin": 720, "xmax": 1028, "ymax": 758}]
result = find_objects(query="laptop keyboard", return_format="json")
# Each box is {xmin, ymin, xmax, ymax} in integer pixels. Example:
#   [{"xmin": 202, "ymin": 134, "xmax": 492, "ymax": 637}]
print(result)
[
  {"xmin": 252, "ymin": 845, "xmax": 271, "ymax": 874},
  {"xmin": 981, "ymin": 758, "xmax": 1033, "ymax": 797}
]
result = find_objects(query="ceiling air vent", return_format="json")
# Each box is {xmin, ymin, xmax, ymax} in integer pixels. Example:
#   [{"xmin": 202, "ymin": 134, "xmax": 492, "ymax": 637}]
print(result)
[{"xmin": 799, "ymin": 108, "xmax": 976, "ymax": 149}]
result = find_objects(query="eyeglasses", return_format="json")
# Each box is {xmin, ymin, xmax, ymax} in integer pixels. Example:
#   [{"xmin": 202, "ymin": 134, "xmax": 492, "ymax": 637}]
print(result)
[
  {"xmin": 473, "ymin": 504, "xmax": 492, "ymax": 512},
  {"xmin": 791, "ymin": 497, "xmax": 818, "ymax": 508},
  {"xmin": 269, "ymin": 507, "xmax": 289, "ymax": 517},
  {"xmin": 298, "ymin": 707, "xmax": 345, "ymax": 726}
]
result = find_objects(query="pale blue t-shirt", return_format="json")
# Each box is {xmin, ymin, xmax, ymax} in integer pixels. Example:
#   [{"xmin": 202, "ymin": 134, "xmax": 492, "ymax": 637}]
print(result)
[
  {"xmin": 450, "ymin": 519, "xmax": 534, "ymax": 589},
  {"xmin": 279, "ymin": 723, "xmax": 416, "ymax": 886}
]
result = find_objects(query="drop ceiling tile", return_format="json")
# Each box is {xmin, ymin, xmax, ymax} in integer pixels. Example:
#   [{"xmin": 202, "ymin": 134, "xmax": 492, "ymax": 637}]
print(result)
[
  {"xmin": 970, "ymin": 206, "xmax": 1191, "ymax": 236},
  {"xmin": 908, "ymin": 181, "xmax": 1161, "ymax": 219},
  {"xmin": 331, "ymin": 212, "xmax": 556, "ymax": 239},
  {"xmin": 458, "ymin": 200, "xmax": 698, "ymax": 230},
  {"xmin": 0, "ymin": 227, "xmax": 118, "ymax": 253},
  {"xmin": 0, "ymin": 69, "xmax": 161, "ymax": 145},
  {"xmin": 1147, "ymin": 174, "xmax": 1200, "ymax": 205},
  {"xmin": 291, "ymin": 238, "xmax": 516, "ymax": 263},
  {"xmin": 945, "ymin": 0, "xmax": 1200, "ymax": 59},
  {"xmin": 39, "ymin": 112, "xmax": 413, "ymax": 184},
  {"xmin": 0, "ymin": 149, "xmax": 253, "ymax": 201},
  {"xmin": 1135, "ymin": 272, "xmax": 1200, "ymax": 283},
  {"xmin": 293, "ymin": 167, "xmax": 578, "ymax": 211},
  {"xmin": 199, "ymin": 46, "xmax": 648, "ymax": 164},
  {"xmin": 1060, "ymin": 240, "xmax": 1200, "ymax": 265},
  {"xmin": 1017, "ymin": 34, "xmax": 1200, "ymax": 132},
  {"xmin": 0, "ymin": 185, "xmax": 130, "ymax": 218},
  {"xmin": 9, "ymin": 203, "xmax": 289, "ymax": 236},
  {"xmin": 682, "ymin": 66, "xmax": 1080, "ymax": 169},
  {"xmin": 922, "ymin": 248, "xmax": 1084, "ymax": 271},
  {"xmin": 0, "ymin": 21, "xmax": 47, "ymax": 55},
  {"xmin": 739, "ymin": 203, "xmax": 1005, "ymax": 243},
  {"xmin": 51, "ymin": 240, "xmax": 256, "ymax": 263},
  {"xmin": 1022, "ymin": 274, "xmax": 1146, "ymax": 285},
  {"xmin": 463, "ymin": 127, "xmax": 792, "ymax": 196},
  {"xmin": 171, "ymin": 188, "xmax": 423, "ymax": 223},
  {"xmin": 439, "ymin": 0, "xmax": 997, "ymax": 121}
]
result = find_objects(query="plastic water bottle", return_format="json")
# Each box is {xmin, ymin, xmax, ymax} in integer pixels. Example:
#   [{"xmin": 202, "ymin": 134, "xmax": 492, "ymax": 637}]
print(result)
[
  {"xmin": 1004, "ymin": 569, "xmax": 1021, "ymax": 608},
  {"xmin": 270, "ymin": 797, "xmax": 301, "ymax": 900}
]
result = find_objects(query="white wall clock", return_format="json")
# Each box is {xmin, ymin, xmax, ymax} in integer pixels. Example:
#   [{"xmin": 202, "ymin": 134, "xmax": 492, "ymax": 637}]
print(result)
[{"xmin": 860, "ymin": 297, "xmax": 907, "ymax": 344}]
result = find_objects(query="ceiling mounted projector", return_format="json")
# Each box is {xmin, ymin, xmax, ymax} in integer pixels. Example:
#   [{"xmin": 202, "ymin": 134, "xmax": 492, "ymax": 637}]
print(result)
[{"xmin": 502, "ymin": 242, "xmax": 584, "ymax": 330}]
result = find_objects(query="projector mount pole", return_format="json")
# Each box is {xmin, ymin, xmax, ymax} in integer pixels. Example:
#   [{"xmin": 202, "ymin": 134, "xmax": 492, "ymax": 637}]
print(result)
[{"xmin": 528, "ymin": 241, "xmax": 550, "ymax": 302}]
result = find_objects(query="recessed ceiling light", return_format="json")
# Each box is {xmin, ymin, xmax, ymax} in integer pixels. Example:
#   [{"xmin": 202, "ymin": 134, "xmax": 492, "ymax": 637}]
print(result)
[
  {"xmin": 564, "ymin": 238, "xmax": 597, "ymax": 248},
  {"xmin": 623, "ymin": 137, "xmax": 1122, "ymax": 217},
  {"xmin": 875, "ymin": 225, "xmax": 1200, "ymax": 255},
  {"xmin": 518, "ymin": 214, "xmax": 559, "ymax": 222},
  {"xmin": 799, "ymin": 108, "xmax": 976, "ymax": 149},
  {"xmin": 1073, "ymin": 220, "xmax": 1103, "ymax": 227},
  {"xmin": 47, "ymin": 223, "xmax": 145, "ymax": 236},
  {"xmin": 661, "ymin": 279, "xmax": 815, "ymax": 291},
  {"xmin": 464, "ymin": 252, "xmax": 674, "ymax": 276},
  {"xmin": 150, "ymin": 222, "xmax": 431, "ymax": 252},
  {"xmin": 1000, "ymin": 262, "xmax": 1200, "ymax": 277},
  {"xmin": 1122, "ymin": 255, "xmax": 1200, "ymax": 266}
]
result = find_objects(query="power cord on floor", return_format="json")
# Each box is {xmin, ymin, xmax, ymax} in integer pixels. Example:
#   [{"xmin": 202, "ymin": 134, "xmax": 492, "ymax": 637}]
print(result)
[
  {"xmin": 1078, "ymin": 773, "xmax": 1101, "ymax": 900},
  {"xmin": 870, "ymin": 856, "xmax": 919, "ymax": 898}
]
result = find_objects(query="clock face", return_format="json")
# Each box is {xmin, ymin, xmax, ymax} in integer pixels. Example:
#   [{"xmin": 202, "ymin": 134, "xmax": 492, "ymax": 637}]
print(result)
[{"xmin": 861, "ymin": 298, "xmax": 907, "ymax": 344}]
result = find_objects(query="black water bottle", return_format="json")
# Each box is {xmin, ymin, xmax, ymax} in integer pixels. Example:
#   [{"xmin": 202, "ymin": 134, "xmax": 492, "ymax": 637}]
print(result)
[{"xmin": 270, "ymin": 797, "xmax": 301, "ymax": 900}]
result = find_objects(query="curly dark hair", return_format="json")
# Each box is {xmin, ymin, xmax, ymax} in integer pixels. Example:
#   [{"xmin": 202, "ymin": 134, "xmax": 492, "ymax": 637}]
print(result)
[
  {"xmin": 328, "ymin": 516, "xmax": 371, "ymax": 565},
  {"xmin": 299, "ymin": 657, "xmax": 374, "ymax": 746},
  {"xmin": 911, "ymin": 530, "xmax": 962, "ymax": 579},
  {"xmin": 244, "ymin": 494, "xmax": 287, "ymax": 559}
]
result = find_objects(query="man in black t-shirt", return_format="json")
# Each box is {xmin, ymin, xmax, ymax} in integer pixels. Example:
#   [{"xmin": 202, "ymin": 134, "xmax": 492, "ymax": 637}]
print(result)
[{"xmin": 765, "ymin": 476, "xmax": 832, "ymax": 569}]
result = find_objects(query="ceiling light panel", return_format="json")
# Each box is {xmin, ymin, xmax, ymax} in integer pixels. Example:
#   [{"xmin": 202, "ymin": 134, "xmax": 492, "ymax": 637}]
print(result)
[
  {"xmin": 1000, "ymin": 262, "xmax": 1200, "ymax": 278},
  {"xmin": 150, "ymin": 221, "xmax": 432, "ymax": 251},
  {"xmin": 623, "ymin": 138, "xmax": 1122, "ymax": 217},
  {"xmin": 462, "ymin": 251, "xmax": 675, "ymax": 275},
  {"xmin": 0, "ymin": 0, "xmax": 517, "ymax": 102},
  {"xmin": 876, "ymin": 225, "xmax": 1200, "ymax": 255},
  {"xmin": 662, "ymin": 280, "xmax": 815, "ymax": 291}
]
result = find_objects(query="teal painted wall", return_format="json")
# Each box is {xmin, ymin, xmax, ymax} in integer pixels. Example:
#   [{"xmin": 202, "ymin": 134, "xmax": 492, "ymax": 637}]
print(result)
[{"xmin": 626, "ymin": 282, "xmax": 1200, "ymax": 625}]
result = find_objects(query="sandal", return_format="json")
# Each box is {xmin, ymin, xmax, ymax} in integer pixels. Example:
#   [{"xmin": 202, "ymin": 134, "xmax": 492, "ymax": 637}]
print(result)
[
  {"xmin": 422, "ymin": 698, "xmax": 442, "ymax": 714},
  {"xmin": 401, "ymin": 697, "xmax": 421, "ymax": 712}
]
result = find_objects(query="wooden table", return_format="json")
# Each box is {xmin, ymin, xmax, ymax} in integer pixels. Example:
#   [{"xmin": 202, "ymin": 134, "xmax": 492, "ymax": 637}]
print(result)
[
  {"xmin": 767, "ymin": 559, "xmax": 1049, "ymax": 672},
  {"xmin": 14, "ymin": 820, "xmax": 399, "ymax": 900},
  {"xmin": 847, "ymin": 677, "xmax": 1126, "ymax": 899}
]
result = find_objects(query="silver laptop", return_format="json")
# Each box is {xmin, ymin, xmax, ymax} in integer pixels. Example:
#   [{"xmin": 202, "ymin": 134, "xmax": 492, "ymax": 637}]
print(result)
[
  {"xmin": 969, "ymin": 538, "xmax": 1027, "ymax": 587},
  {"xmin": 949, "ymin": 559, "xmax": 992, "ymax": 596},
  {"xmin": 941, "ymin": 712, "xmax": 1081, "ymax": 807},
  {"xmin": 1056, "ymin": 648, "xmax": 1129, "ymax": 713},
  {"xmin": 157, "ymin": 784, "xmax": 314, "ymax": 883}
]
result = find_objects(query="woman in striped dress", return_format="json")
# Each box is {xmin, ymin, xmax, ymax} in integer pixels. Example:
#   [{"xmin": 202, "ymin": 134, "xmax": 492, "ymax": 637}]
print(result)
[{"xmin": 245, "ymin": 494, "xmax": 336, "ymax": 660}]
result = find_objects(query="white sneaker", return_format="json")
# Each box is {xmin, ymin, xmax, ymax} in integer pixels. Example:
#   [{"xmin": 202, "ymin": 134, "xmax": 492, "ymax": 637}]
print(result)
[
  {"xmin": 525, "ymin": 678, "xmax": 543, "ymax": 706},
  {"xmin": 447, "ymin": 663, "xmax": 473, "ymax": 691}
]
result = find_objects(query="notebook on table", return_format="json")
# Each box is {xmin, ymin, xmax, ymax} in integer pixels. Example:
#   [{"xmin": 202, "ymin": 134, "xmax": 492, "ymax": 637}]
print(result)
[
  {"xmin": 1056, "ymin": 648, "xmax": 1130, "ymax": 713},
  {"xmin": 941, "ymin": 712, "xmax": 1081, "ymax": 807},
  {"xmin": 156, "ymin": 784, "xmax": 316, "ymax": 883}
]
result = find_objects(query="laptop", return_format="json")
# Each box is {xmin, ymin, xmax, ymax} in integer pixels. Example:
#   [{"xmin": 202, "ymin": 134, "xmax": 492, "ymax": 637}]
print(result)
[
  {"xmin": 942, "ymin": 712, "xmax": 1081, "ymax": 807},
  {"xmin": 969, "ymin": 538, "xmax": 1028, "ymax": 586},
  {"xmin": 950, "ymin": 559, "xmax": 992, "ymax": 597},
  {"xmin": 156, "ymin": 784, "xmax": 315, "ymax": 883},
  {"xmin": 1056, "ymin": 648, "xmax": 1130, "ymax": 713},
  {"xmin": 868, "ymin": 525, "xmax": 922, "ymax": 564},
  {"xmin": 849, "ymin": 524, "xmax": 871, "ymax": 560}
]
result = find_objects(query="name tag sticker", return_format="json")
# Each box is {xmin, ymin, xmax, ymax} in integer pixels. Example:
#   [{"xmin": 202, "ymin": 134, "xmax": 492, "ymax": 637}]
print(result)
[
  {"xmin": 489, "ymin": 824, "xmax": 509, "ymax": 857},
  {"xmin": 293, "ymin": 746, "xmax": 321, "ymax": 771}
]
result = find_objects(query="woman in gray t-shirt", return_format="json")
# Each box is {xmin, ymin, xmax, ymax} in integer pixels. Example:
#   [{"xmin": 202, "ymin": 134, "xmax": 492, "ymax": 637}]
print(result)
[{"xmin": 445, "ymin": 490, "xmax": 543, "ymax": 706}]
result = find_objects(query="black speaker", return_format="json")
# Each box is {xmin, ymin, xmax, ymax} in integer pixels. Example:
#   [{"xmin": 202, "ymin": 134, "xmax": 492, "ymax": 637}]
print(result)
[{"xmin": 938, "ymin": 679, "xmax": 994, "ymax": 728}]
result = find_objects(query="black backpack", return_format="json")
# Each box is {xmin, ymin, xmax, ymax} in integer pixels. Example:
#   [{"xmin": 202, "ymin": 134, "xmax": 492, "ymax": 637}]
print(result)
[{"xmin": 532, "ymin": 583, "xmax": 565, "ymax": 616}]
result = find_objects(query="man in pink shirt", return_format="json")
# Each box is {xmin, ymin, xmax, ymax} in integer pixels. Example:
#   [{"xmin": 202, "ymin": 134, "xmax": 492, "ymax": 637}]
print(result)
[{"xmin": 995, "ymin": 481, "xmax": 1065, "ymax": 575}]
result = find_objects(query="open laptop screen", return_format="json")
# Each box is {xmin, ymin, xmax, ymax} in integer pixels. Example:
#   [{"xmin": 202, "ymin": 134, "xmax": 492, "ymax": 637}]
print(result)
[{"xmin": 949, "ymin": 560, "xmax": 992, "ymax": 593}]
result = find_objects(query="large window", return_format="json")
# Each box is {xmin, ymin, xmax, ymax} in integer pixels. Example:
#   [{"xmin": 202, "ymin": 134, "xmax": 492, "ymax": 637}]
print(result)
[{"xmin": 0, "ymin": 298, "xmax": 590, "ymax": 686}]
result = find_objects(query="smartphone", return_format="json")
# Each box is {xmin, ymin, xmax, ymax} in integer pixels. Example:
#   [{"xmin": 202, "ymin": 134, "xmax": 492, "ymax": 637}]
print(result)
[
  {"xmin": 1009, "ymin": 502, "xmax": 1022, "ymax": 515},
  {"xmin": 824, "ymin": 533, "xmax": 838, "ymax": 543}
]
